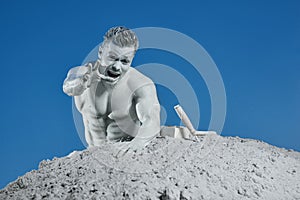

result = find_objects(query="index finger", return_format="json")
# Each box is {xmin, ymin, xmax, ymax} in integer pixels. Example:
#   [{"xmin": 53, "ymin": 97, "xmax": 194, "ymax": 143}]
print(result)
[
  {"xmin": 85, "ymin": 63, "xmax": 92, "ymax": 74},
  {"xmin": 92, "ymin": 60, "xmax": 100, "ymax": 71}
]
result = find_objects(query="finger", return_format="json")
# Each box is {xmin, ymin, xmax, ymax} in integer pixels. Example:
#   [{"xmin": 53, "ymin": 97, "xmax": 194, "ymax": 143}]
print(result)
[
  {"xmin": 98, "ymin": 74, "xmax": 106, "ymax": 79},
  {"xmin": 93, "ymin": 60, "xmax": 100, "ymax": 71},
  {"xmin": 96, "ymin": 76, "xmax": 101, "ymax": 81},
  {"xmin": 91, "ymin": 78, "xmax": 101, "ymax": 84},
  {"xmin": 83, "ymin": 73, "xmax": 90, "ymax": 82},
  {"xmin": 114, "ymin": 147, "xmax": 126, "ymax": 158},
  {"xmin": 86, "ymin": 63, "xmax": 92, "ymax": 73},
  {"xmin": 117, "ymin": 148, "xmax": 128, "ymax": 158},
  {"xmin": 113, "ymin": 142, "xmax": 125, "ymax": 158},
  {"xmin": 115, "ymin": 143, "xmax": 131, "ymax": 158},
  {"xmin": 93, "ymin": 74, "xmax": 101, "ymax": 82}
]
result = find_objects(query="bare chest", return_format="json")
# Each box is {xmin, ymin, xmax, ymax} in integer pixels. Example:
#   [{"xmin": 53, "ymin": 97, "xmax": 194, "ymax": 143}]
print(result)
[{"xmin": 75, "ymin": 82, "xmax": 135, "ymax": 119}]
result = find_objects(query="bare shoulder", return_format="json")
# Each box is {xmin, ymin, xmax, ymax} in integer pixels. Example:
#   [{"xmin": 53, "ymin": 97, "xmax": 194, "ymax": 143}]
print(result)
[
  {"xmin": 127, "ymin": 67, "xmax": 153, "ymax": 85},
  {"xmin": 126, "ymin": 67, "xmax": 157, "ymax": 99},
  {"xmin": 126, "ymin": 67, "xmax": 153, "ymax": 90}
]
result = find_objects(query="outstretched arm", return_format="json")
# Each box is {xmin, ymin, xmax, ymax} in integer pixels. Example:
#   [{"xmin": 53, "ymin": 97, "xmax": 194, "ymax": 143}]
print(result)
[{"xmin": 62, "ymin": 61, "xmax": 101, "ymax": 96}]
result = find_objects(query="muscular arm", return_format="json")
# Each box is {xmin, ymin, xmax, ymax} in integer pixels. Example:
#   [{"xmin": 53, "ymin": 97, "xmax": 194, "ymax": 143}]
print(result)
[{"xmin": 131, "ymin": 83, "xmax": 161, "ymax": 148}]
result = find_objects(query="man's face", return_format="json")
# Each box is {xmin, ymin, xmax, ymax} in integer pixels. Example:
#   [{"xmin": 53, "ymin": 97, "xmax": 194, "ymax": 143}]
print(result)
[{"xmin": 98, "ymin": 41, "xmax": 135, "ymax": 85}]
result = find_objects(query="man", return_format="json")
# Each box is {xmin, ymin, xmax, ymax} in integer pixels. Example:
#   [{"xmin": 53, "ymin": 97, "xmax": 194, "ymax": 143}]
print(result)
[{"xmin": 63, "ymin": 26, "xmax": 161, "ymax": 152}]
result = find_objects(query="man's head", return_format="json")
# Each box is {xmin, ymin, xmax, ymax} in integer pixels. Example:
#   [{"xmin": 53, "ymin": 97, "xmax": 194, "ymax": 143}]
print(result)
[{"xmin": 98, "ymin": 26, "xmax": 139, "ymax": 85}]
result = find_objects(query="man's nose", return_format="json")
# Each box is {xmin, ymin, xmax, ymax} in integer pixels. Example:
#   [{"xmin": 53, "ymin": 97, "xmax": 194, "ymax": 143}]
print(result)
[{"xmin": 112, "ymin": 61, "xmax": 122, "ymax": 71}]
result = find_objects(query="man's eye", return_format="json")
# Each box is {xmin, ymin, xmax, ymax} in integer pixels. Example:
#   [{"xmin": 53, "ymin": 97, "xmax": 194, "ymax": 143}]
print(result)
[{"xmin": 121, "ymin": 59, "xmax": 129, "ymax": 64}]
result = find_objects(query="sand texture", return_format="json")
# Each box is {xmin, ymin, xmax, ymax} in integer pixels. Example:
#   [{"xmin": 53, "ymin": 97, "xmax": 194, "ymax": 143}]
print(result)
[{"xmin": 1, "ymin": 135, "xmax": 300, "ymax": 199}]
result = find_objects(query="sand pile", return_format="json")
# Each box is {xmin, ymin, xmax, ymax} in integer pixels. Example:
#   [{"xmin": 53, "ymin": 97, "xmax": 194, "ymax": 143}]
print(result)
[{"xmin": 1, "ymin": 135, "xmax": 299, "ymax": 199}]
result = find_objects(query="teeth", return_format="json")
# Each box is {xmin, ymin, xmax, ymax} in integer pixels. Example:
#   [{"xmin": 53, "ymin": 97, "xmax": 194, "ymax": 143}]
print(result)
[
  {"xmin": 107, "ymin": 70, "xmax": 120, "ymax": 78},
  {"xmin": 109, "ymin": 70, "xmax": 120, "ymax": 75},
  {"xmin": 98, "ymin": 74, "xmax": 116, "ymax": 82}
]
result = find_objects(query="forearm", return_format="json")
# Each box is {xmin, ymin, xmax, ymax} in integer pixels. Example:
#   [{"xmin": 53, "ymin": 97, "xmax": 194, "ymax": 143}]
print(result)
[
  {"xmin": 134, "ymin": 104, "xmax": 161, "ymax": 144},
  {"xmin": 136, "ymin": 118, "xmax": 160, "ymax": 141},
  {"xmin": 62, "ymin": 65, "xmax": 91, "ymax": 96},
  {"xmin": 63, "ymin": 77, "xmax": 88, "ymax": 96}
]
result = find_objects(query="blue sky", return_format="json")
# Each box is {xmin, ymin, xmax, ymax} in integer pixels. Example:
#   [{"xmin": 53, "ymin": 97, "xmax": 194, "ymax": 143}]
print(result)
[{"xmin": 0, "ymin": 0, "xmax": 299, "ymax": 189}]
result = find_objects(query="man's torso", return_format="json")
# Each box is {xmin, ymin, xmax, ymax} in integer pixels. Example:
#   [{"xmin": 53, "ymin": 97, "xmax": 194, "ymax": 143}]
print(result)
[{"xmin": 74, "ymin": 67, "xmax": 152, "ymax": 144}]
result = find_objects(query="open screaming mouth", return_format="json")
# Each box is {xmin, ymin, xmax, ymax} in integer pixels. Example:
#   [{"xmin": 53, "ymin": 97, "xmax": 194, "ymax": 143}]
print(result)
[{"xmin": 107, "ymin": 70, "xmax": 121, "ymax": 79}]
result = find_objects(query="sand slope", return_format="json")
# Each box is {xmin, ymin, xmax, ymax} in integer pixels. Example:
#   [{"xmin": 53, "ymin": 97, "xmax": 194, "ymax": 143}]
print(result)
[{"xmin": 1, "ymin": 135, "xmax": 299, "ymax": 199}]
